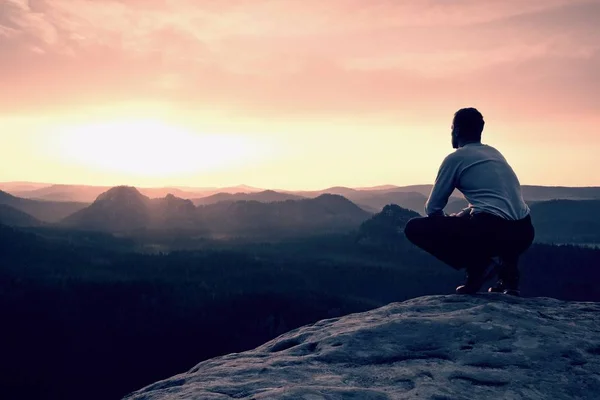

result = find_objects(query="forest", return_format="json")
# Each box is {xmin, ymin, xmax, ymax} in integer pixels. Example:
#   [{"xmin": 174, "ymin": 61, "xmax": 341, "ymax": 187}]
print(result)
[{"xmin": 1, "ymin": 220, "xmax": 599, "ymax": 400}]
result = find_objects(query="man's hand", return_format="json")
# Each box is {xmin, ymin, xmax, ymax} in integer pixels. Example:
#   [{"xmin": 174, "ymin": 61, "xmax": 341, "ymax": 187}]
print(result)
[
  {"xmin": 450, "ymin": 208, "xmax": 472, "ymax": 218},
  {"xmin": 427, "ymin": 210, "xmax": 446, "ymax": 217}
]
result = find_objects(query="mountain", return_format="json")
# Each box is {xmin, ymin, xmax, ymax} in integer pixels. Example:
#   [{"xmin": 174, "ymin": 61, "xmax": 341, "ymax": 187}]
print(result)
[
  {"xmin": 193, "ymin": 190, "xmax": 305, "ymax": 206},
  {"xmin": 13, "ymin": 184, "xmax": 210, "ymax": 203},
  {"xmin": 345, "ymin": 184, "xmax": 600, "ymax": 216},
  {"xmin": 138, "ymin": 188, "xmax": 206, "ymax": 200},
  {"xmin": 0, "ymin": 204, "xmax": 41, "ymax": 227},
  {"xmin": 62, "ymin": 186, "xmax": 153, "ymax": 232},
  {"xmin": 125, "ymin": 295, "xmax": 600, "ymax": 400},
  {"xmin": 522, "ymin": 186, "xmax": 600, "ymax": 202},
  {"xmin": 177, "ymin": 185, "xmax": 263, "ymax": 197},
  {"xmin": 285, "ymin": 186, "xmax": 360, "ymax": 199},
  {"xmin": 0, "ymin": 190, "xmax": 88, "ymax": 222},
  {"xmin": 339, "ymin": 190, "xmax": 467, "ymax": 216},
  {"xmin": 290, "ymin": 185, "xmax": 441, "ymax": 199},
  {"xmin": 376, "ymin": 185, "xmax": 600, "ymax": 202},
  {"xmin": 529, "ymin": 199, "xmax": 600, "ymax": 245},
  {"xmin": 61, "ymin": 187, "xmax": 199, "ymax": 232},
  {"xmin": 444, "ymin": 197, "xmax": 470, "ymax": 214},
  {"xmin": 351, "ymin": 191, "xmax": 429, "ymax": 213},
  {"xmin": 346, "ymin": 185, "xmax": 600, "ymax": 208},
  {"xmin": 13, "ymin": 184, "xmax": 111, "ymax": 202},
  {"xmin": 354, "ymin": 198, "xmax": 600, "ymax": 247},
  {"xmin": 0, "ymin": 181, "xmax": 50, "ymax": 192},
  {"xmin": 59, "ymin": 187, "xmax": 369, "ymax": 235},
  {"xmin": 355, "ymin": 184, "xmax": 400, "ymax": 191},
  {"xmin": 198, "ymin": 194, "xmax": 371, "ymax": 237},
  {"xmin": 357, "ymin": 204, "xmax": 420, "ymax": 248},
  {"xmin": 10, "ymin": 184, "xmax": 267, "ymax": 203},
  {"xmin": 151, "ymin": 194, "xmax": 198, "ymax": 230},
  {"xmin": 371, "ymin": 184, "xmax": 437, "ymax": 196}
]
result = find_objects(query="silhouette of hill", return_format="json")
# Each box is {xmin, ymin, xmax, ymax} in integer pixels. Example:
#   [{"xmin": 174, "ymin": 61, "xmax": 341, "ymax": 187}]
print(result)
[
  {"xmin": 530, "ymin": 199, "xmax": 600, "ymax": 245},
  {"xmin": 193, "ymin": 190, "xmax": 305, "ymax": 206},
  {"xmin": 6, "ymin": 182, "xmax": 600, "ymax": 204},
  {"xmin": 285, "ymin": 186, "xmax": 360, "ymax": 199},
  {"xmin": 357, "ymin": 204, "xmax": 420, "ymax": 247},
  {"xmin": 150, "ymin": 194, "xmax": 198, "ymax": 230},
  {"xmin": 14, "ymin": 184, "xmax": 212, "ymax": 203},
  {"xmin": 351, "ymin": 191, "xmax": 429, "ymax": 213},
  {"xmin": 286, "ymin": 187, "xmax": 465, "ymax": 214},
  {"xmin": 61, "ymin": 187, "xmax": 370, "ymax": 236},
  {"xmin": 0, "ymin": 204, "xmax": 42, "ymax": 227},
  {"xmin": 127, "ymin": 295, "xmax": 600, "ymax": 400},
  {"xmin": 62, "ymin": 186, "xmax": 153, "ymax": 232},
  {"xmin": 61, "ymin": 187, "xmax": 200, "ymax": 232},
  {"xmin": 348, "ymin": 191, "xmax": 467, "ymax": 215},
  {"xmin": 355, "ymin": 198, "xmax": 600, "ymax": 247},
  {"xmin": 0, "ymin": 190, "xmax": 88, "ymax": 222},
  {"xmin": 198, "ymin": 194, "xmax": 371, "ymax": 237},
  {"xmin": 138, "ymin": 187, "xmax": 205, "ymax": 200}
]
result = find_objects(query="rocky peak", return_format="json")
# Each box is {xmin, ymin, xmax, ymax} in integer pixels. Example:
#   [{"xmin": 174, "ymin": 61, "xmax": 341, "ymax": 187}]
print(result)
[{"xmin": 125, "ymin": 295, "xmax": 600, "ymax": 400}]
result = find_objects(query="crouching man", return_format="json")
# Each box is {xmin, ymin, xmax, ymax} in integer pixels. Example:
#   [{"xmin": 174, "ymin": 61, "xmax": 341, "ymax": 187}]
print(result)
[{"xmin": 404, "ymin": 108, "xmax": 535, "ymax": 295}]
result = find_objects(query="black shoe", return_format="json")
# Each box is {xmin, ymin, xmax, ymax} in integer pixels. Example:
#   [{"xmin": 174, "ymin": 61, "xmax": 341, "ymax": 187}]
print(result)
[
  {"xmin": 488, "ymin": 278, "xmax": 520, "ymax": 296},
  {"xmin": 488, "ymin": 280, "xmax": 505, "ymax": 293},
  {"xmin": 456, "ymin": 262, "xmax": 501, "ymax": 295}
]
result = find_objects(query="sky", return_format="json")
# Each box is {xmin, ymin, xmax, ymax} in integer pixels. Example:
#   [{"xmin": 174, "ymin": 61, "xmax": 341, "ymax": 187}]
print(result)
[{"xmin": 1, "ymin": 0, "xmax": 599, "ymax": 190}]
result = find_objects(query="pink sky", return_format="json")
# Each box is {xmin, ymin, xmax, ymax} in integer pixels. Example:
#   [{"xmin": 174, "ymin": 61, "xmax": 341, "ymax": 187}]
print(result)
[{"xmin": 1, "ymin": 0, "xmax": 599, "ymax": 189}]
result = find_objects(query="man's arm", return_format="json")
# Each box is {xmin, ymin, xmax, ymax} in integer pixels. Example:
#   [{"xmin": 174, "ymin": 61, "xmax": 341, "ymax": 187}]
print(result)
[{"xmin": 425, "ymin": 154, "xmax": 459, "ymax": 217}]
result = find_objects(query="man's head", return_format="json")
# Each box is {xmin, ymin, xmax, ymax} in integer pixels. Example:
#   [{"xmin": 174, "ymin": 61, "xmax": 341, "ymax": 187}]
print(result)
[{"xmin": 451, "ymin": 107, "xmax": 485, "ymax": 149}]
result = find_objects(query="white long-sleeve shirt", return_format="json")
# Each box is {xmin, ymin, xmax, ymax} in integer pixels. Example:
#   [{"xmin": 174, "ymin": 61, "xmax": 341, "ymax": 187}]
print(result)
[{"xmin": 425, "ymin": 143, "xmax": 530, "ymax": 220}]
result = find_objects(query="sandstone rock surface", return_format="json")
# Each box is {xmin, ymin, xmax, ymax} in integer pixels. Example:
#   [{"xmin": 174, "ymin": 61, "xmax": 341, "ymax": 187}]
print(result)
[{"xmin": 125, "ymin": 295, "xmax": 600, "ymax": 400}]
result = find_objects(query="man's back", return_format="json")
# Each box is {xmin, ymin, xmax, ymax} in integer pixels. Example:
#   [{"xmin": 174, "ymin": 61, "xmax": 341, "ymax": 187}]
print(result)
[
  {"xmin": 452, "ymin": 143, "xmax": 529, "ymax": 220},
  {"xmin": 425, "ymin": 142, "xmax": 530, "ymax": 220}
]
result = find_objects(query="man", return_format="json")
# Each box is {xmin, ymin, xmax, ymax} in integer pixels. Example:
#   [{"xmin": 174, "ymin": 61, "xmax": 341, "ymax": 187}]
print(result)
[{"xmin": 404, "ymin": 108, "xmax": 535, "ymax": 295}]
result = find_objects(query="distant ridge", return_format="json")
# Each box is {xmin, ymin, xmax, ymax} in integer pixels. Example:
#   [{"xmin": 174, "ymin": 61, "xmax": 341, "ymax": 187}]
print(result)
[
  {"xmin": 521, "ymin": 185, "xmax": 600, "ymax": 202},
  {"xmin": 59, "ymin": 187, "xmax": 370, "ymax": 235},
  {"xmin": 0, "ymin": 189, "xmax": 88, "ymax": 223},
  {"xmin": 0, "ymin": 204, "xmax": 41, "ymax": 227},
  {"xmin": 63, "ymin": 186, "xmax": 154, "ymax": 232},
  {"xmin": 9, "ymin": 183, "xmax": 264, "ymax": 203},
  {"xmin": 530, "ymin": 199, "xmax": 600, "ymax": 244},
  {"xmin": 62, "ymin": 186, "xmax": 199, "ymax": 232},
  {"xmin": 3, "ymin": 182, "xmax": 600, "ymax": 201},
  {"xmin": 193, "ymin": 190, "xmax": 305, "ymax": 206},
  {"xmin": 197, "ymin": 193, "xmax": 371, "ymax": 237}
]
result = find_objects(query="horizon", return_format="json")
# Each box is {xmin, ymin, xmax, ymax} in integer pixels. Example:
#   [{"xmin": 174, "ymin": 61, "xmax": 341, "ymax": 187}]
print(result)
[
  {"xmin": 2, "ymin": 180, "xmax": 600, "ymax": 194},
  {"xmin": 2, "ymin": 1, "xmax": 599, "ymax": 188}
]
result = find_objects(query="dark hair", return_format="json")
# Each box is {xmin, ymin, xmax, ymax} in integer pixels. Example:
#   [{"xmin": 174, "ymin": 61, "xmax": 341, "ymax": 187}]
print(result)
[{"xmin": 453, "ymin": 108, "xmax": 485, "ymax": 141}]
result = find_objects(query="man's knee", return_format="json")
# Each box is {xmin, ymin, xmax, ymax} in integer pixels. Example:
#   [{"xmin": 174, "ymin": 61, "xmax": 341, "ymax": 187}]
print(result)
[{"xmin": 404, "ymin": 217, "xmax": 426, "ymax": 244}]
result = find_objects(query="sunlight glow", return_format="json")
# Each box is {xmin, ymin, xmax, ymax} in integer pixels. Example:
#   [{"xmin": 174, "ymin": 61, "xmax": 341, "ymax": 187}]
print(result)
[{"xmin": 53, "ymin": 120, "xmax": 270, "ymax": 177}]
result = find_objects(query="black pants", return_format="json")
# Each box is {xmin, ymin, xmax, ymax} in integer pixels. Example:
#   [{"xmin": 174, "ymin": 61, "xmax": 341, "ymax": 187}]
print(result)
[{"xmin": 404, "ymin": 213, "xmax": 535, "ymax": 280}]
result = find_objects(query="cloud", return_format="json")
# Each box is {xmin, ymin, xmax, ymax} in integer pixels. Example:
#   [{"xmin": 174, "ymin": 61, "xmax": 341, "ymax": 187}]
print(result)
[{"xmin": 0, "ymin": 0, "xmax": 598, "ymax": 118}]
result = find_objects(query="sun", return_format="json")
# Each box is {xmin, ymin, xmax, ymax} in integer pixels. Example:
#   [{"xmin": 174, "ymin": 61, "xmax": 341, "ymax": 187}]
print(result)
[{"xmin": 53, "ymin": 120, "xmax": 268, "ymax": 177}]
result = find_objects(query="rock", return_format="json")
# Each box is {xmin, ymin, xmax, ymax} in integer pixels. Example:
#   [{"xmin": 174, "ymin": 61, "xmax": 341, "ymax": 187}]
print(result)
[{"xmin": 125, "ymin": 295, "xmax": 600, "ymax": 400}]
